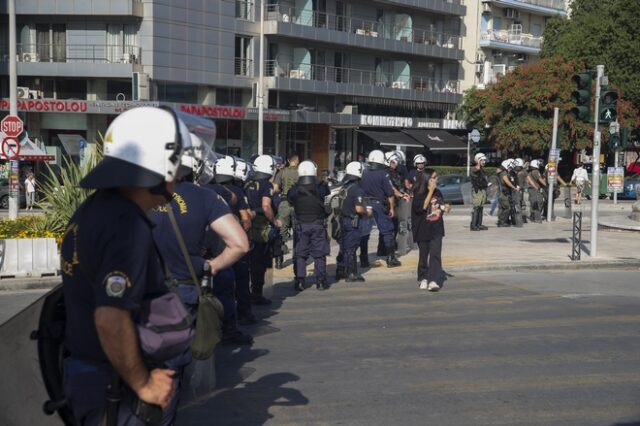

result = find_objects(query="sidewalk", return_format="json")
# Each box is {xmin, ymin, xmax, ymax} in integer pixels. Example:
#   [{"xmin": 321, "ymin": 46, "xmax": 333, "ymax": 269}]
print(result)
[{"xmin": 271, "ymin": 200, "xmax": 640, "ymax": 284}]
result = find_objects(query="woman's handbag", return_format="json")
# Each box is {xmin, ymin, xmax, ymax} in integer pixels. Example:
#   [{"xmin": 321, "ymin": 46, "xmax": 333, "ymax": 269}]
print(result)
[{"xmin": 167, "ymin": 207, "xmax": 224, "ymax": 361}]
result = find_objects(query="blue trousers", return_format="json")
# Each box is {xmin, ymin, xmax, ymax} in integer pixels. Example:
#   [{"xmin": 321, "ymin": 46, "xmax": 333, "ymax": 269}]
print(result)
[
  {"xmin": 213, "ymin": 267, "xmax": 237, "ymax": 325},
  {"xmin": 370, "ymin": 201, "xmax": 395, "ymax": 255},
  {"xmin": 294, "ymin": 223, "xmax": 330, "ymax": 279},
  {"xmin": 338, "ymin": 218, "xmax": 361, "ymax": 271}
]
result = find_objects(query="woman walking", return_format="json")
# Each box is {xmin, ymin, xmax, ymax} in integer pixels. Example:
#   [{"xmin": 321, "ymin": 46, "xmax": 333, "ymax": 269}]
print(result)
[{"xmin": 411, "ymin": 169, "xmax": 451, "ymax": 291}]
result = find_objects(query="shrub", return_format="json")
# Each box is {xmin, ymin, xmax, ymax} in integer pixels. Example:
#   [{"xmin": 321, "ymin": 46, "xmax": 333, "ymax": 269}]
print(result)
[{"xmin": 0, "ymin": 216, "xmax": 60, "ymax": 242}]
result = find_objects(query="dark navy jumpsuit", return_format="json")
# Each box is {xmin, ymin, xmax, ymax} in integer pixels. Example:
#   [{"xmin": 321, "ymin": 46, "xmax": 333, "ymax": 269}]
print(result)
[
  {"xmin": 246, "ymin": 178, "xmax": 275, "ymax": 299},
  {"xmin": 337, "ymin": 181, "xmax": 366, "ymax": 275},
  {"xmin": 61, "ymin": 189, "xmax": 173, "ymax": 426}
]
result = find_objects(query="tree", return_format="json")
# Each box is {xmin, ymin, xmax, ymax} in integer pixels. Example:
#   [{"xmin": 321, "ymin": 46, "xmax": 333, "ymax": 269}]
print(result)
[
  {"xmin": 458, "ymin": 58, "xmax": 638, "ymax": 154},
  {"xmin": 541, "ymin": 0, "xmax": 640, "ymax": 108}
]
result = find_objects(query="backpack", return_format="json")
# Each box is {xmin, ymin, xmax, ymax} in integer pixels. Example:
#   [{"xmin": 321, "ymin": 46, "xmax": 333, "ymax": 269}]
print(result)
[{"xmin": 329, "ymin": 184, "xmax": 352, "ymax": 241}]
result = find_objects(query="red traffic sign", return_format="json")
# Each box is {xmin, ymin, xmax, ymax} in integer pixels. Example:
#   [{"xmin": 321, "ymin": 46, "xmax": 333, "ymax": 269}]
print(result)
[
  {"xmin": 1, "ymin": 137, "xmax": 20, "ymax": 161},
  {"xmin": 1, "ymin": 115, "xmax": 24, "ymax": 138}
]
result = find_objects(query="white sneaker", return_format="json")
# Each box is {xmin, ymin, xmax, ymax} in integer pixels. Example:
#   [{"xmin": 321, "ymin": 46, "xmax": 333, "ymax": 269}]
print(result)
[
  {"xmin": 427, "ymin": 281, "xmax": 440, "ymax": 292},
  {"xmin": 419, "ymin": 280, "xmax": 428, "ymax": 290}
]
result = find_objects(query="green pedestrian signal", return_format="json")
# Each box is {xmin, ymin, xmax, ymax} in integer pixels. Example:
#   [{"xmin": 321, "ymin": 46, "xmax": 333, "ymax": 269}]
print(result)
[
  {"xmin": 599, "ymin": 90, "xmax": 618, "ymax": 123},
  {"xmin": 570, "ymin": 73, "xmax": 592, "ymax": 123}
]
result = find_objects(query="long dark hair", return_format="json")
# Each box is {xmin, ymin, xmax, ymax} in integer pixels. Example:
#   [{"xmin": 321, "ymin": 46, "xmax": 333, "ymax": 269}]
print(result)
[{"xmin": 413, "ymin": 168, "xmax": 435, "ymax": 198}]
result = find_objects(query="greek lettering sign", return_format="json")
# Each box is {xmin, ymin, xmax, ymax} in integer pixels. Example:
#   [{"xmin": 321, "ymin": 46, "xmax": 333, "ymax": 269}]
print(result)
[
  {"xmin": 360, "ymin": 115, "xmax": 413, "ymax": 127},
  {"xmin": 607, "ymin": 167, "xmax": 624, "ymax": 193}
]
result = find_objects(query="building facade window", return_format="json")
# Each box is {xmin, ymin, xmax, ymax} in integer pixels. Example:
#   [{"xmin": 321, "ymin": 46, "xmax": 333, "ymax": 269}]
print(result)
[
  {"xmin": 235, "ymin": 36, "xmax": 253, "ymax": 76},
  {"xmin": 106, "ymin": 24, "xmax": 138, "ymax": 64},
  {"xmin": 235, "ymin": 0, "xmax": 254, "ymax": 20}
]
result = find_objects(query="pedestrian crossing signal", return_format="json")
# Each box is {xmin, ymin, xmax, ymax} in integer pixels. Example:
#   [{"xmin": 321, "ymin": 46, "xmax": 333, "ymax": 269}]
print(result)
[
  {"xmin": 599, "ymin": 91, "xmax": 618, "ymax": 124},
  {"xmin": 570, "ymin": 73, "xmax": 592, "ymax": 123}
]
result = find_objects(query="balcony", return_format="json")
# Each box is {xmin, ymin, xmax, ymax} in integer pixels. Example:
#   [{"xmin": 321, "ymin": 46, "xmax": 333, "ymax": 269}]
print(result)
[
  {"xmin": 265, "ymin": 60, "xmax": 461, "ymax": 104},
  {"xmin": 264, "ymin": 6, "xmax": 463, "ymax": 61},
  {"xmin": 1, "ymin": 0, "xmax": 144, "ymax": 17},
  {"xmin": 382, "ymin": 0, "xmax": 466, "ymax": 16},
  {"xmin": 234, "ymin": 57, "xmax": 253, "ymax": 77},
  {"xmin": 482, "ymin": 0, "xmax": 567, "ymax": 16},
  {"xmin": 480, "ymin": 30, "xmax": 542, "ymax": 54},
  {"xmin": 0, "ymin": 44, "xmax": 141, "ymax": 78}
]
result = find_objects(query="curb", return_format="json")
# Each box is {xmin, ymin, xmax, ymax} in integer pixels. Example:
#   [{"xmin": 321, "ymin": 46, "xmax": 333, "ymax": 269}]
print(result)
[{"xmin": 0, "ymin": 277, "xmax": 61, "ymax": 292}]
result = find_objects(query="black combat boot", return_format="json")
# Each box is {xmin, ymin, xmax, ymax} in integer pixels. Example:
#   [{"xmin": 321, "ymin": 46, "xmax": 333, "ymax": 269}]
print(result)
[
  {"xmin": 386, "ymin": 250, "xmax": 401, "ymax": 268},
  {"xmin": 294, "ymin": 277, "xmax": 305, "ymax": 292},
  {"xmin": 360, "ymin": 240, "xmax": 370, "ymax": 267},
  {"xmin": 470, "ymin": 208, "xmax": 480, "ymax": 231},
  {"xmin": 275, "ymin": 256, "xmax": 284, "ymax": 269},
  {"xmin": 477, "ymin": 207, "xmax": 488, "ymax": 230},
  {"xmin": 335, "ymin": 265, "xmax": 347, "ymax": 281},
  {"xmin": 316, "ymin": 277, "xmax": 329, "ymax": 291},
  {"xmin": 346, "ymin": 254, "xmax": 366, "ymax": 282}
]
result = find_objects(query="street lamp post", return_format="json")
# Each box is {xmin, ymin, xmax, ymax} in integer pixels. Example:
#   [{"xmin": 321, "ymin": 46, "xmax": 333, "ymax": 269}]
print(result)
[
  {"xmin": 8, "ymin": 0, "xmax": 19, "ymax": 220},
  {"xmin": 590, "ymin": 65, "xmax": 604, "ymax": 258},
  {"xmin": 257, "ymin": 0, "xmax": 265, "ymax": 155}
]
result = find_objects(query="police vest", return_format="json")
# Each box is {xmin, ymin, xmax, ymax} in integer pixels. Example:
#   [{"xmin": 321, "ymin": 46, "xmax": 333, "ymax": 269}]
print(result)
[{"xmin": 293, "ymin": 184, "xmax": 326, "ymax": 224}]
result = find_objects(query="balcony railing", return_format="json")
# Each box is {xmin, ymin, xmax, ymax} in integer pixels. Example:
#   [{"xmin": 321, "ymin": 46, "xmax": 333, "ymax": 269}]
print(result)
[
  {"xmin": 266, "ymin": 60, "xmax": 460, "ymax": 94},
  {"xmin": 0, "ymin": 44, "xmax": 141, "ymax": 64},
  {"xmin": 510, "ymin": 0, "xmax": 565, "ymax": 11},
  {"xmin": 266, "ymin": 5, "xmax": 462, "ymax": 50},
  {"xmin": 235, "ymin": 57, "xmax": 253, "ymax": 77},
  {"xmin": 481, "ymin": 30, "xmax": 542, "ymax": 49}
]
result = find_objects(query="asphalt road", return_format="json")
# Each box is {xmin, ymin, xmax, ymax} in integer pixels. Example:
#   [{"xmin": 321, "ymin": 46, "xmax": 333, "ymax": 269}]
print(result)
[
  {"xmin": 178, "ymin": 269, "xmax": 640, "ymax": 426},
  {"xmin": 0, "ymin": 288, "xmax": 48, "ymax": 325}
]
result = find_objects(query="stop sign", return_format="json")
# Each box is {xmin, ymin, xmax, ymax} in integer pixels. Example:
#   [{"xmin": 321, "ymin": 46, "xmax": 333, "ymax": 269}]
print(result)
[{"xmin": 1, "ymin": 115, "xmax": 24, "ymax": 138}]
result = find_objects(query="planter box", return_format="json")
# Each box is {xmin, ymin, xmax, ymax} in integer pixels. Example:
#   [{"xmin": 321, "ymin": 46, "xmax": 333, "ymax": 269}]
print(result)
[{"xmin": 0, "ymin": 238, "xmax": 59, "ymax": 279}]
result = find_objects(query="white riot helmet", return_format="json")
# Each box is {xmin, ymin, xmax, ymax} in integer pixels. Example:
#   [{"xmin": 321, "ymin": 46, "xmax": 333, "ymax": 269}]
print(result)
[
  {"xmin": 298, "ymin": 160, "xmax": 318, "ymax": 185},
  {"xmin": 214, "ymin": 155, "xmax": 237, "ymax": 183},
  {"xmin": 81, "ymin": 107, "xmax": 191, "ymax": 191},
  {"xmin": 393, "ymin": 150, "xmax": 406, "ymax": 165},
  {"xmin": 367, "ymin": 150, "xmax": 385, "ymax": 165},
  {"xmin": 345, "ymin": 161, "xmax": 364, "ymax": 179},
  {"xmin": 253, "ymin": 154, "xmax": 277, "ymax": 179},
  {"xmin": 233, "ymin": 158, "xmax": 251, "ymax": 182},
  {"xmin": 384, "ymin": 151, "xmax": 399, "ymax": 167},
  {"xmin": 474, "ymin": 153, "xmax": 487, "ymax": 163},
  {"xmin": 530, "ymin": 159, "xmax": 541, "ymax": 169},
  {"xmin": 514, "ymin": 158, "xmax": 524, "ymax": 168},
  {"xmin": 413, "ymin": 154, "xmax": 427, "ymax": 166},
  {"xmin": 501, "ymin": 159, "xmax": 514, "ymax": 170}
]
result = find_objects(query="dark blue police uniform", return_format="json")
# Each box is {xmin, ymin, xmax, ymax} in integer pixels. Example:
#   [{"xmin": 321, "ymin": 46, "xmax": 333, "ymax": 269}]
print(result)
[
  {"xmin": 245, "ymin": 178, "xmax": 275, "ymax": 300},
  {"xmin": 337, "ymin": 182, "xmax": 365, "ymax": 275},
  {"xmin": 408, "ymin": 168, "xmax": 419, "ymax": 184},
  {"xmin": 61, "ymin": 189, "xmax": 170, "ymax": 426},
  {"xmin": 288, "ymin": 183, "xmax": 330, "ymax": 285},
  {"xmin": 360, "ymin": 166, "xmax": 395, "ymax": 257}
]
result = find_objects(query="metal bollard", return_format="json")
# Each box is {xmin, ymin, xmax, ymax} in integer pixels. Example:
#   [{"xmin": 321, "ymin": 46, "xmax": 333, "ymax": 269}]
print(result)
[{"xmin": 571, "ymin": 212, "xmax": 582, "ymax": 261}]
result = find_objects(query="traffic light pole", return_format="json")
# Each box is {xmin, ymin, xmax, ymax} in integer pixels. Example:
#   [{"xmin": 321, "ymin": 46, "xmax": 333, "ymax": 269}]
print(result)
[
  {"xmin": 590, "ymin": 65, "xmax": 604, "ymax": 258},
  {"xmin": 547, "ymin": 108, "xmax": 559, "ymax": 222}
]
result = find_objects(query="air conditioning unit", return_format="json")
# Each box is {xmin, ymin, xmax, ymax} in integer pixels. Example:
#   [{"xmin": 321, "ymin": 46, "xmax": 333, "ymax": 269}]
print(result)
[
  {"xmin": 505, "ymin": 8, "xmax": 520, "ymax": 19},
  {"xmin": 16, "ymin": 87, "xmax": 30, "ymax": 99},
  {"xmin": 132, "ymin": 72, "xmax": 150, "ymax": 101},
  {"xmin": 482, "ymin": 3, "xmax": 492, "ymax": 13},
  {"xmin": 290, "ymin": 69, "xmax": 306, "ymax": 79},
  {"xmin": 20, "ymin": 52, "xmax": 38, "ymax": 62},
  {"xmin": 28, "ymin": 90, "xmax": 42, "ymax": 99}
]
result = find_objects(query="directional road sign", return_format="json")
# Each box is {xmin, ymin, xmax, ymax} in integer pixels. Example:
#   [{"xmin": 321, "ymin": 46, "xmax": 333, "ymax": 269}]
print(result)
[
  {"xmin": 1, "ymin": 137, "xmax": 21, "ymax": 160},
  {"xmin": 0, "ymin": 115, "xmax": 24, "ymax": 138}
]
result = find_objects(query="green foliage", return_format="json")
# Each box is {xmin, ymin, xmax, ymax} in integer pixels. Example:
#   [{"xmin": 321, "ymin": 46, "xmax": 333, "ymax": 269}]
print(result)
[
  {"xmin": 541, "ymin": 0, "xmax": 640, "ymax": 110},
  {"xmin": 35, "ymin": 139, "xmax": 103, "ymax": 234},
  {"xmin": 431, "ymin": 166, "xmax": 498, "ymax": 176}
]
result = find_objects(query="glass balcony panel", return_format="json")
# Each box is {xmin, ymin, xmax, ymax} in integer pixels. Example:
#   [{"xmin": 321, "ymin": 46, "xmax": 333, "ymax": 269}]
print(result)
[{"xmin": 5, "ymin": 43, "xmax": 141, "ymax": 64}]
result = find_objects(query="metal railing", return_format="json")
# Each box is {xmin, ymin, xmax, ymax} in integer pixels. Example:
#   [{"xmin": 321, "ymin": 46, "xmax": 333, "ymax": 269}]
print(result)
[
  {"xmin": 235, "ymin": 57, "xmax": 253, "ymax": 76},
  {"xmin": 265, "ymin": 60, "xmax": 460, "ymax": 94},
  {"xmin": 512, "ymin": 0, "xmax": 566, "ymax": 11},
  {"xmin": 0, "ymin": 44, "xmax": 141, "ymax": 64},
  {"xmin": 266, "ymin": 5, "xmax": 461, "ymax": 50},
  {"xmin": 481, "ymin": 30, "xmax": 543, "ymax": 49}
]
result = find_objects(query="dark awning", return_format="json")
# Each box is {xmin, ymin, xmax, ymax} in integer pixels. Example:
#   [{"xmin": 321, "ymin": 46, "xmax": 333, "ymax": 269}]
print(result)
[
  {"xmin": 401, "ymin": 129, "xmax": 466, "ymax": 152},
  {"xmin": 357, "ymin": 130, "xmax": 424, "ymax": 148}
]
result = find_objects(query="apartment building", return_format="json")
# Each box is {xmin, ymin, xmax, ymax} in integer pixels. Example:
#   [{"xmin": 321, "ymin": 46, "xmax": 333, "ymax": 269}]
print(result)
[
  {"xmin": 461, "ymin": 0, "xmax": 567, "ymax": 92},
  {"xmin": 1, "ymin": 0, "xmax": 467, "ymax": 171}
]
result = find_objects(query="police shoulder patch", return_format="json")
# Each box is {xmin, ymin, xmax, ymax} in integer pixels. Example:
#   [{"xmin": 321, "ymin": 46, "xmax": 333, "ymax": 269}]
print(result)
[{"xmin": 103, "ymin": 272, "xmax": 131, "ymax": 298}]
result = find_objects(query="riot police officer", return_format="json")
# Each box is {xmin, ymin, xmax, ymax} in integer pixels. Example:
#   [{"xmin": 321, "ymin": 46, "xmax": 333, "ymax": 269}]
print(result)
[
  {"xmin": 515, "ymin": 158, "xmax": 529, "ymax": 224},
  {"xmin": 527, "ymin": 159, "xmax": 546, "ymax": 223},
  {"xmin": 509, "ymin": 158, "xmax": 524, "ymax": 227},
  {"xmin": 497, "ymin": 159, "xmax": 519, "ymax": 227},
  {"xmin": 408, "ymin": 154, "xmax": 427, "ymax": 188},
  {"xmin": 336, "ymin": 162, "xmax": 371, "ymax": 282},
  {"xmin": 246, "ymin": 155, "xmax": 280, "ymax": 304},
  {"xmin": 273, "ymin": 153, "xmax": 299, "ymax": 269},
  {"xmin": 470, "ymin": 152, "xmax": 489, "ymax": 231},
  {"xmin": 360, "ymin": 150, "xmax": 401, "ymax": 268},
  {"xmin": 60, "ymin": 107, "xmax": 191, "ymax": 425},
  {"xmin": 288, "ymin": 161, "xmax": 331, "ymax": 291}
]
